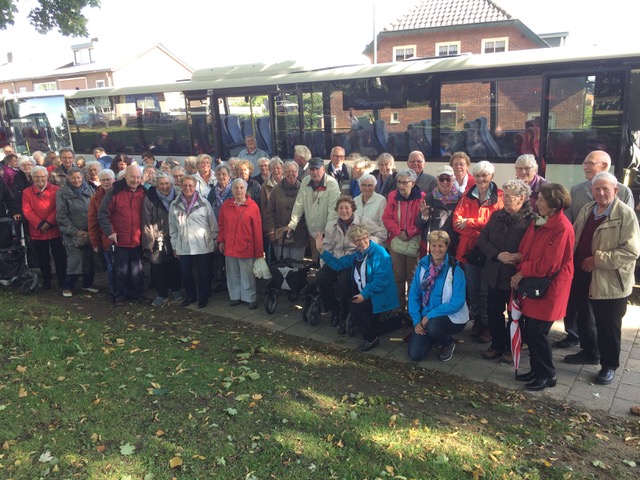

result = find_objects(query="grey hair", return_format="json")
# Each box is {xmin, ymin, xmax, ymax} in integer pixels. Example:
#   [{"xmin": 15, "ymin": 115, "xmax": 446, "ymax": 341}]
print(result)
[
  {"xmin": 172, "ymin": 165, "xmax": 186, "ymax": 175},
  {"xmin": 98, "ymin": 169, "xmax": 115, "ymax": 180},
  {"xmin": 283, "ymin": 160, "xmax": 298, "ymax": 171},
  {"xmin": 155, "ymin": 171, "xmax": 174, "ymax": 185},
  {"xmin": 358, "ymin": 173, "xmax": 377, "ymax": 186},
  {"xmin": 85, "ymin": 160, "xmax": 103, "ymax": 171},
  {"xmin": 591, "ymin": 172, "xmax": 618, "ymax": 187},
  {"xmin": 214, "ymin": 164, "xmax": 231, "ymax": 176},
  {"xmin": 293, "ymin": 145, "xmax": 312, "ymax": 161},
  {"xmin": 269, "ymin": 156, "xmax": 284, "ymax": 170},
  {"xmin": 353, "ymin": 157, "xmax": 374, "ymax": 172},
  {"xmin": 515, "ymin": 154, "xmax": 538, "ymax": 170},
  {"xmin": 18, "ymin": 155, "xmax": 35, "ymax": 167},
  {"xmin": 502, "ymin": 179, "xmax": 532, "ymax": 198},
  {"xmin": 257, "ymin": 157, "xmax": 271, "ymax": 167},
  {"xmin": 397, "ymin": 169, "xmax": 417, "ymax": 182},
  {"xmin": 184, "ymin": 156, "xmax": 198, "ymax": 169},
  {"xmin": 376, "ymin": 152, "xmax": 395, "ymax": 167},
  {"xmin": 31, "ymin": 165, "xmax": 48, "ymax": 177},
  {"xmin": 196, "ymin": 154, "xmax": 212, "ymax": 165},
  {"xmin": 471, "ymin": 160, "xmax": 495, "ymax": 176},
  {"xmin": 32, "ymin": 151, "xmax": 45, "ymax": 161},
  {"xmin": 231, "ymin": 177, "xmax": 248, "ymax": 189}
]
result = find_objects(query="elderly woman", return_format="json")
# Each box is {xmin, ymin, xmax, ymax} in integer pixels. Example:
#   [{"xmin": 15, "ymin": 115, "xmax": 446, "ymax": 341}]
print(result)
[
  {"xmin": 510, "ymin": 183, "xmax": 574, "ymax": 391},
  {"xmin": 514, "ymin": 154, "xmax": 549, "ymax": 214},
  {"xmin": 235, "ymin": 160, "xmax": 261, "ymax": 201},
  {"xmin": 2, "ymin": 153, "xmax": 20, "ymax": 191},
  {"xmin": 253, "ymin": 157, "xmax": 271, "ymax": 185},
  {"xmin": 21, "ymin": 166, "xmax": 66, "ymax": 289},
  {"xmin": 56, "ymin": 167, "xmax": 96, "ymax": 297},
  {"xmin": 316, "ymin": 226, "xmax": 399, "ymax": 351},
  {"xmin": 218, "ymin": 178, "xmax": 263, "ymax": 309},
  {"xmin": 226, "ymin": 157, "xmax": 239, "ymax": 178},
  {"xmin": 84, "ymin": 160, "xmax": 102, "ymax": 190},
  {"xmin": 349, "ymin": 155, "xmax": 374, "ymax": 197},
  {"xmin": 416, "ymin": 164, "xmax": 461, "ymax": 257},
  {"xmin": 142, "ymin": 165, "xmax": 157, "ymax": 190},
  {"xmin": 264, "ymin": 160, "xmax": 308, "ymax": 261},
  {"xmin": 354, "ymin": 173, "xmax": 387, "ymax": 230},
  {"xmin": 169, "ymin": 175, "xmax": 218, "ymax": 309},
  {"xmin": 13, "ymin": 156, "xmax": 36, "ymax": 206},
  {"xmin": 207, "ymin": 164, "xmax": 233, "ymax": 221},
  {"xmin": 372, "ymin": 153, "xmax": 397, "ymax": 199},
  {"xmin": 142, "ymin": 172, "xmax": 183, "ymax": 307},
  {"xmin": 450, "ymin": 151, "xmax": 474, "ymax": 194},
  {"xmin": 109, "ymin": 154, "xmax": 131, "ymax": 175},
  {"xmin": 566, "ymin": 172, "xmax": 640, "ymax": 386},
  {"xmin": 161, "ymin": 158, "xmax": 179, "ymax": 174},
  {"xmin": 453, "ymin": 160, "xmax": 503, "ymax": 343},
  {"xmin": 477, "ymin": 179, "xmax": 534, "ymax": 362},
  {"xmin": 259, "ymin": 157, "xmax": 284, "ymax": 213},
  {"xmin": 184, "ymin": 156, "xmax": 198, "ymax": 175},
  {"xmin": 407, "ymin": 230, "xmax": 468, "ymax": 362},
  {"xmin": 318, "ymin": 195, "xmax": 387, "ymax": 332},
  {"xmin": 193, "ymin": 154, "xmax": 215, "ymax": 197},
  {"xmin": 382, "ymin": 168, "xmax": 425, "ymax": 313},
  {"xmin": 75, "ymin": 156, "xmax": 86, "ymax": 169},
  {"xmin": 88, "ymin": 169, "xmax": 116, "ymax": 295}
]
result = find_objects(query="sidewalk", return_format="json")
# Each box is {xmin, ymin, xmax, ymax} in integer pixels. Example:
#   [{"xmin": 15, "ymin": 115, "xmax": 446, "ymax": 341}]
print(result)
[{"xmin": 195, "ymin": 289, "xmax": 640, "ymax": 418}]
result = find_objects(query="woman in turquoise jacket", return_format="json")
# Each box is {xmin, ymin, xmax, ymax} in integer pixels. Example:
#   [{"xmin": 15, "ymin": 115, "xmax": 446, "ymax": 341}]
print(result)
[
  {"xmin": 408, "ymin": 230, "xmax": 468, "ymax": 362},
  {"xmin": 316, "ymin": 225, "xmax": 399, "ymax": 352}
]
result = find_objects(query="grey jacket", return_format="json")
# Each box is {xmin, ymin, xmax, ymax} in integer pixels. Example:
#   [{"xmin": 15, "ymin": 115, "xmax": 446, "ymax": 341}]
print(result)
[
  {"xmin": 169, "ymin": 193, "xmax": 218, "ymax": 256},
  {"xmin": 566, "ymin": 180, "xmax": 634, "ymax": 222},
  {"xmin": 56, "ymin": 184, "xmax": 92, "ymax": 274}
]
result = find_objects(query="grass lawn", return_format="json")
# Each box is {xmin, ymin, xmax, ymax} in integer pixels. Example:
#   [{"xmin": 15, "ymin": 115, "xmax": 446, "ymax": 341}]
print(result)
[{"xmin": 0, "ymin": 290, "xmax": 639, "ymax": 479}]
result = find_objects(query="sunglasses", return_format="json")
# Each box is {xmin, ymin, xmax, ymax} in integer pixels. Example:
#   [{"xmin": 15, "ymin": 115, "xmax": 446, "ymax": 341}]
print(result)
[{"xmin": 437, "ymin": 176, "xmax": 452, "ymax": 182}]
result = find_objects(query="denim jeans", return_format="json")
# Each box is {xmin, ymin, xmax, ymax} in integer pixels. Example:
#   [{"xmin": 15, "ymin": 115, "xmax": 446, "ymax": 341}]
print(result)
[{"xmin": 408, "ymin": 315, "xmax": 466, "ymax": 361}]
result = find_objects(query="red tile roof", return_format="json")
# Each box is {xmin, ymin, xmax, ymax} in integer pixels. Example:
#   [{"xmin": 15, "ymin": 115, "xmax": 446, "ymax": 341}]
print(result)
[{"xmin": 387, "ymin": 0, "xmax": 512, "ymax": 31}]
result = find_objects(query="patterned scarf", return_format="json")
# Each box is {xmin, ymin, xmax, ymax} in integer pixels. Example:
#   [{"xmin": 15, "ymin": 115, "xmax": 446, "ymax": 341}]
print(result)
[
  {"xmin": 432, "ymin": 187, "xmax": 461, "ymax": 205},
  {"xmin": 156, "ymin": 188, "xmax": 176, "ymax": 210},
  {"xmin": 421, "ymin": 259, "xmax": 446, "ymax": 307},
  {"xmin": 213, "ymin": 183, "xmax": 232, "ymax": 218},
  {"xmin": 182, "ymin": 191, "xmax": 199, "ymax": 214}
]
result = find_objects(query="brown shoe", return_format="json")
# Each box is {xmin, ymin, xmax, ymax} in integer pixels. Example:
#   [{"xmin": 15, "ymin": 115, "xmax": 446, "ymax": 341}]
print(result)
[
  {"xmin": 501, "ymin": 353, "xmax": 513, "ymax": 364},
  {"xmin": 481, "ymin": 348, "xmax": 502, "ymax": 360},
  {"xmin": 478, "ymin": 329, "xmax": 492, "ymax": 344},
  {"xmin": 630, "ymin": 405, "xmax": 640, "ymax": 416},
  {"xmin": 469, "ymin": 320, "xmax": 481, "ymax": 338}
]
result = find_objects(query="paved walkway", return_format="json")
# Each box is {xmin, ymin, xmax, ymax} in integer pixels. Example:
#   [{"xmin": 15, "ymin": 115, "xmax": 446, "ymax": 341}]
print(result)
[{"xmin": 194, "ymin": 286, "xmax": 640, "ymax": 418}]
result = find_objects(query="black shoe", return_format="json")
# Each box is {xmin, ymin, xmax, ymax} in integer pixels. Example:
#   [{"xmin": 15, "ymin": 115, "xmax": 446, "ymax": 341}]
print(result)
[
  {"xmin": 357, "ymin": 337, "xmax": 380, "ymax": 352},
  {"xmin": 554, "ymin": 336, "xmax": 580, "ymax": 348},
  {"xmin": 525, "ymin": 377, "xmax": 557, "ymax": 391},
  {"xmin": 114, "ymin": 296, "xmax": 126, "ymax": 307},
  {"xmin": 595, "ymin": 368, "xmax": 615, "ymax": 385},
  {"xmin": 229, "ymin": 299, "xmax": 242, "ymax": 306},
  {"xmin": 438, "ymin": 342, "xmax": 455, "ymax": 362},
  {"xmin": 336, "ymin": 323, "xmax": 346, "ymax": 335},
  {"xmin": 330, "ymin": 311, "xmax": 340, "ymax": 327},
  {"xmin": 181, "ymin": 298, "xmax": 196, "ymax": 307},
  {"xmin": 212, "ymin": 283, "xmax": 227, "ymax": 293},
  {"xmin": 516, "ymin": 371, "xmax": 536, "ymax": 382},
  {"xmin": 197, "ymin": 300, "xmax": 208, "ymax": 309},
  {"xmin": 564, "ymin": 350, "xmax": 599, "ymax": 365},
  {"xmin": 248, "ymin": 301, "xmax": 257, "ymax": 309}
]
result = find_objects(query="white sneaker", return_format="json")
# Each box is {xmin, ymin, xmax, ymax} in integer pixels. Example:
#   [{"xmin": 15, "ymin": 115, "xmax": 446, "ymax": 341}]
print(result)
[
  {"xmin": 62, "ymin": 290, "xmax": 73, "ymax": 297},
  {"xmin": 151, "ymin": 296, "xmax": 169, "ymax": 307},
  {"xmin": 82, "ymin": 287, "xmax": 99, "ymax": 293}
]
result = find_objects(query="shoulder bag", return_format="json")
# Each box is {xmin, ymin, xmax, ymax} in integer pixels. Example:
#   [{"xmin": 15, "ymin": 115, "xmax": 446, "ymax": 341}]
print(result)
[
  {"xmin": 517, "ymin": 270, "xmax": 560, "ymax": 299},
  {"xmin": 389, "ymin": 202, "xmax": 419, "ymax": 257}
]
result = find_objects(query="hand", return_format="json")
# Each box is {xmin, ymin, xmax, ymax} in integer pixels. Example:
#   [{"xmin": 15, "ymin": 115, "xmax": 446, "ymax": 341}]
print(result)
[
  {"xmin": 418, "ymin": 199, "xmax": 430, "ymax": 217},
  {"xmin": 40, "ymin": 222, "xmax": 50, "ymax": 232},
  {"xmin": 93, "ymin": 247, "xmax": 100, "ymax": 253},
  {"xmin": 581, "ymin": 256, "xmax": 595, "ymax": 273},
  {"xmin": 511, "ymin": 253, "xmax": 522, "ymax": 264},
  {"xmin": 12, "ymin": 214, "xmax": 21, "ymax": 222},
  {"xmin": 219, "ymin": 242, "xmax": 225, "ymax": 254},
  {"xmin": 510, "ymin": 272, "xmax": 524, "ymax": 290},
  {"xmin": 414, "ymin": 316, "xmax": 428, "ymax": 335},
  {"xmin": 497, "ymin": 252, "xmax": 512, "ymax": 264},
  {"xmin": 314, "ymin": 232, "xmax": 324, "ymax": 253},
  {"xmin": 398, "ymin": 231, "xmax": 409, "ymax": 241},
  {"xmin": 108, "ymin": 233, "xmax": 118, "ymax": 244},
  {"xmin": 454, "ymin": 218, "xmax": 468, "ymax": 230},
  {"xmin": 268, "ymin": 232, "xmax": 276, "ymax": 243},
  {"xmin": 351, "ymin": 294, "xmax": 364, "ymax": 304}
]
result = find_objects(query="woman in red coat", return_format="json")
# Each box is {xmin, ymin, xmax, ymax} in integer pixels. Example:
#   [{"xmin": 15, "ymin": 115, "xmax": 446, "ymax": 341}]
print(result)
[
  {"xmin": 21, "ymin": 166, "xmax": 66, "ymax": 289},
  {"xmin": 218, "ymin": 178, "xmax": 264, "ymax": 309},
  {"xmin": 511, "ymin": 183, "xmax": 574, "ymax": 391}
]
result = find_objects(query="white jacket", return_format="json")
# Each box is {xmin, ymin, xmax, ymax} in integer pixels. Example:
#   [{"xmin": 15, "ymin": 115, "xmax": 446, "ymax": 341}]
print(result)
[{"xmin": 169, "ymin": 194, "xmax": 218, "ymax": 256}]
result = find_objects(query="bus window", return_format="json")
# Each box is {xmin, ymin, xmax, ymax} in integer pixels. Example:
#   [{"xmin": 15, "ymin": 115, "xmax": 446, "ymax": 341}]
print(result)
[
  {"xmin": 217, "ymin": 95, "xmax": 270, "ymax": 158},
  {"xmin": 186, "ymin": 96, "xmax": 214, "ymax": 156}
]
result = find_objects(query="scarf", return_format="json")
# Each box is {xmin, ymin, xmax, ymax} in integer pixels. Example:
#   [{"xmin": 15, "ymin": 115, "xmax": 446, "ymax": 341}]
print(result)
[
  {"xmin": 421, "ymin": 259, "xmax": 446, "ymax": 307},
  {"xmin": 182, "ymin": 191, "xmax": 199, "ymax": 214},
  {"xmin": 432, "ymin": 187, "xmax": 461, "ymax": 205},
  {"xmin": 68, "ymin": 180, "xmax": 90, "ymax": 197},
  {"xmin": 157, "ymin": 188, "xmax": 176, "ymax": 210},
  {"xmin": 213, "ymin": 183, "xmax": 232, "ymax": 218},
  {"xmin": 338, "ymin": 215, "xmax": 354, "ymax": 234}
]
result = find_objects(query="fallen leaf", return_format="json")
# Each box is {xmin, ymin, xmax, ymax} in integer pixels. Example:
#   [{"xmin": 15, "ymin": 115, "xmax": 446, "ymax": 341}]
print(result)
[
  {"xmin": 16, "ymin": 365, "xmax": 26, "ymax": 373},
  {"xmin": 156, "ymin": 429, "xmax": 165, "ymax": 436},
  {"xmin": 592, "ymin": 459, "xmax": 607, "ymax": 469},
  {"xmin": 96, "ymin": 445, "xmax": 105, "ymax": 453},
  {"xmin": 18, "ymin": 388, "xmax": 28, "ymax": 398},
  {"xmin": 120, "ymin": 443, "xmax": 136, "ymax": 456},
  {"xmin": 622, "ymin": 459, "xmax": 636, "ymax": 467},
  {"xmin": 169, "ymin": 456, "xmax": 183, "ymax": 468},
  {"xmin": 38, "ymin": 451, "xmax": 53, "ymax": 463}
]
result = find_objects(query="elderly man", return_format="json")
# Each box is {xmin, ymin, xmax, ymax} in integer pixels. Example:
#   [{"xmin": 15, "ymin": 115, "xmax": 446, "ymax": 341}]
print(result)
[
  {"xmin": 293, "ymin": 144, "xmax": 312, "ymax": 179},
  {"xmin": 286, "ymin": 157, "xmax": 340, "ymax": 261},
  {"xmin": 564, "ymin": 172, "xmax": 640, "ymax": 385},
  {"xmin": 556, "ymin": 150, "xmax": 635, "ymax": 348},
  {"xmin": 326, "ymin": 146, "xmax": 351, "ymax": 194},
  {"xmin": 2, "ymin": 145, "xmax": 14, "ymax": 157},
  {"xmin": 98, "ymin": 164, "xmax": 147, "ymax": 306},
  {"xmin": 50, "ymin": 148, "xmax": 76, "ymax": 187},
  {"xmin": 238, "ymin": 135, "xmax": 268, "ymax": 170},
  {"xmin": 407, "ymin": 150, "xmax": 437, "ymax": 194}
]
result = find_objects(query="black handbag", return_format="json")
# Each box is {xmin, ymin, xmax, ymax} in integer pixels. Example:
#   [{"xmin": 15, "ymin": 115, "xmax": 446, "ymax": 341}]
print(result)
[
  {"xmin": 465, "ymin": 245, "xmax": 486, "ymax": 267},
  {"xmin": 517, "ymin": 271, "xmax": 559, "ymax": 299}
]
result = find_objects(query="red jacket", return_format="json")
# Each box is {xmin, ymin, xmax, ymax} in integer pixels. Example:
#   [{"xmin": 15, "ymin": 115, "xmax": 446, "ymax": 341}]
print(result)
[
  {"xmin": 382, "ymin": 186, "xmax": 425, "ymax": 241},
  {"xmin": 453, "ymin": 183, "xmax": 503, "ymax": 263},
  {"xmin": 98, "ymin": 179, "xmax": 146, "ymax": 248},
  {"xmin": 218, "ymin": 196, "xmax": 263, "ymax": 258},
  {"xmin": 88, "ymin": 186, "xmax": 111, "ymax": 251},
  {"xmin": 21, "ymin": 182, "xmax": 61, "ymax": 240},
  {"xmin": 517, "ymin": 211, "xmax": 575, "ymax": 321}
]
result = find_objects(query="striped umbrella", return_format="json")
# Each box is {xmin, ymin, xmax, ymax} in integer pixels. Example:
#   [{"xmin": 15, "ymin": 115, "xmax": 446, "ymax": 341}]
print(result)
[{"xmin": 510, "ymin": 292, "xmax": 523, "ymax": 379}]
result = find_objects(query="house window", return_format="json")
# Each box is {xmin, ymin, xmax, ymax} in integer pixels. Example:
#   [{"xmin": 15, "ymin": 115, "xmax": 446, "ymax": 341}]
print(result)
[
  {"xmin": 393, "ymin": 45, "xmax": 416, "ymax": 62},
  {"xmin": 19, "ymin": 87, "xmax": 27, "ymax": 93},
  {"xmin": 33, "ymin": 82, "xmax": 57, "ymax": 91},
  {"xmin": 74, "ymin": 48, "xmax": 94, "ymax": 65},
  {"xmin": 482, "ymin": 38, "xmax": 508, "ymax": 54},
  {"xmin": 390, "ymin": 112, "xmax": 399, "ymax": 124},
  {"xmin": 95, "ymin": 80, "xmax": 106, "ymax": 88},
  {"xmin": 435, "ymin": 42, "xmax": 460, "ymax": 56}
]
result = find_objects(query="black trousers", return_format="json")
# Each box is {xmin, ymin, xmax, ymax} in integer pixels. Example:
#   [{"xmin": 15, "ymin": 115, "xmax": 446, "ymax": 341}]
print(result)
[
  {"xmin": 566, "ymin": 268, "xmax": 597, "ymax": 352},
  {"xmin": 350, "ymin": 298, "xmax": 380, "ymax": 342},
  {"xmin": 487, "ymin": 287, "xmax": 511, "ymax": 353},
  {"xmin": 591, "ymin": 297, "xmax": 627, "ymax": 370},
  {"xmin": 317, "ymin": 265, "xmax": 352, "ymax": 321},
  {"xmin": 114, "ymin": 246, "xmax": 143, "ymax": 300},
  {"xmin": 179, "ymin": 253, "xmax": 212, "ymax": 302},
  {"xmin": 150, "ymin": 257, "xmax": 182, "ymax": 298},
  {"xmin": 525, "ymin": 316, "xmax": 555, "ymax": 379},
  {"xmin": 32, "ymin": 237, "xmax": 66, "ymax": 286}
]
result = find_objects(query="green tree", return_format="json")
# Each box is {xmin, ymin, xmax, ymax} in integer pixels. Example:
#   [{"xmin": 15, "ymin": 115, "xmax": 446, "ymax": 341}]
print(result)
[{"xmin": 0, "ymin": 0, "xmax": 101, "ymax": 37}]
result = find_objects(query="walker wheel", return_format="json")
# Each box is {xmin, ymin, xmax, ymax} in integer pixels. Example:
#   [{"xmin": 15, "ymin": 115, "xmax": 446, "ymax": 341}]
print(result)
[
  {"xmin": 287, "ymin": 291, "xmax": 299, "ymax": 302},
  {"xmin": 265, "ymin": 289, "xmax": 278, "ymax": 314},
  {"xmin": 346, "ymin": 313, "xmax": 358, "ymax": 337},
  {"xmin": 308, "ymin": 300, "xmax": 321, "ymax": 326},
  {"xmin": 302, "ymin": 295, "xmax": 311, "ymax": 322}
]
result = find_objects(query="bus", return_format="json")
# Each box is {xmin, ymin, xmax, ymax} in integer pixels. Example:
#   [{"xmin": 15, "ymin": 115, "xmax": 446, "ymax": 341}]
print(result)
[
  {"xmin": 0, "ymin": 91, "xmax": 72, "ymax": 154},
  {"xmin": 63, "ymin": 47, "xmax": 640, "ymax": 188}
]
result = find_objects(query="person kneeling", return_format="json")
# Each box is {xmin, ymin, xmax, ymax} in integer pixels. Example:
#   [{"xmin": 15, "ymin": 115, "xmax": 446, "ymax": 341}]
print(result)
[{"xmin": 407, "ymin": 230, "xmax": 468, "ymax": 362}]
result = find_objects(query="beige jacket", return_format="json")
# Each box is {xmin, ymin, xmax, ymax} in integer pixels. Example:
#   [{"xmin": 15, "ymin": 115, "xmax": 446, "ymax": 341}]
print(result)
[
  {"xmin": 322, "ymin": 213, "xmax": 387, "ymax": 259},
  {"xmin": 573, "ymin": 198, "xmax": 640, "ymax": 299}
]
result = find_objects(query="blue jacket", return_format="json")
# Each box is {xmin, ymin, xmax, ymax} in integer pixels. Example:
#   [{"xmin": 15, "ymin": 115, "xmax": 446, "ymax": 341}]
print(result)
[
  {"xmin": 408, "ymin": 253, "xmax": 467, "ymax": 326},
  {"xmin": 319, "ymin": 241, "xmax": 399, "ymax": 314}
]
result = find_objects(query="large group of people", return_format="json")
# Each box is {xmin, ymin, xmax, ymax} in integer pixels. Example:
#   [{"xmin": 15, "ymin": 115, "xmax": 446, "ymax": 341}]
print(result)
[{"xmin": 2, "ymin": 140, "xmax": 640, "ymax": 400}]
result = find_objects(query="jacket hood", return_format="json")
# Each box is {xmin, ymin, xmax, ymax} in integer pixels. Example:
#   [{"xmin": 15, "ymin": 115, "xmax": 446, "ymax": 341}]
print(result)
[
  {"xmin": 396, "ymin": 184, "xmax": 423, "ymax": 201},
  {"xmin": 465, "ymin": 181, "xmax": 500, "ymax": 205}
]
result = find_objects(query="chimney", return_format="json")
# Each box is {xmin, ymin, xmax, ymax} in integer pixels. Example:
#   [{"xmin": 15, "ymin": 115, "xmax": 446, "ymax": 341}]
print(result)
[{"xmin": 7, "ymin": 52, "xmax": 13, "ymax": 63}]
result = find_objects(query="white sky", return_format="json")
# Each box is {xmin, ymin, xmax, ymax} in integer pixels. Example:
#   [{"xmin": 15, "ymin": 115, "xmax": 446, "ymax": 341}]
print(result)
[{"xmin": 0, "ymin": 0, "xmax": 638, "ymax": 72}]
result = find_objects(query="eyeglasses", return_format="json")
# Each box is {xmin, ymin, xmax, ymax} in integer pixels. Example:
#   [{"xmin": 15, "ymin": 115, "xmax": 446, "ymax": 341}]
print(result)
[
  {"xmin": 582, "ymin": 161, "xmax": 603, "ymax": 167},
  {"xmin": 360, "ymin": 184, "xmax": 375, "ymax": 188},
  {"xmin": 407, "ymin": 160, "xmax": 423, "ymax": 164},
  {"xmin": 503, "ymin": 194, "xmax": 523, "ymax": 200},
  {"xmin": 437, "ymin": 176, "xmax": 452, "ymax": 182},
  {"xmin": 515, "ymin": 167, "xmax": 532, "ymax": 172},
  {"xmin": 397, "ymin": 180, "xmax": 413, "ymax": 185}
]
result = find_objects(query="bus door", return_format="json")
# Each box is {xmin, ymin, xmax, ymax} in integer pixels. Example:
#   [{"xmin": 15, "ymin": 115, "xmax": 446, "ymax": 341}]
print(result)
[{"xmin": 184, "ymin": 92, "xmax": 215, "ymax": 157}]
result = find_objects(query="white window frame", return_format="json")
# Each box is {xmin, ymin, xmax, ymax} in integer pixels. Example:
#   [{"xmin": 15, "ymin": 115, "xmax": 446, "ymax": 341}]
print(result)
[
  {"xmin": 95, "ymin": 80, "xmax": 106, "ymax": 88},
  {"xmin": 435, "ymin": 41, "xmax": 460, "ymax": 57},
  {"xmin": 390, "ymin": 112, "xmax": 400, "ymax": 124},
  {"xmin": 18, "ymin": 87, "xmax": 27, "ymax": 93},
  {"xmin": 482, "ymin": 37, "xmax": 508, "ymax": 54},
  {"xmin": 393, "ymin": 45, "xmax": 416, "ymax": 62},
  {"xmin": 33, "ymin": 81, "xmax": 58, "ymax": 92}
]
